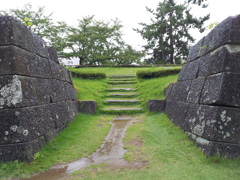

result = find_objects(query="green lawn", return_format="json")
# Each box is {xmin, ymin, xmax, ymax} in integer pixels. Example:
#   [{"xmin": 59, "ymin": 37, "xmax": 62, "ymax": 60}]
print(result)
[{"xmin": 1, "ymin": 67, "xmax": 240, "ymax": 180}]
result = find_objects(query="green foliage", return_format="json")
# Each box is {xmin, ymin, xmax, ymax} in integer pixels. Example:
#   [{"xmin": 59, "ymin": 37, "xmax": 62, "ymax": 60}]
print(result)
[
  {"xmin": 71, "ymin": 70, "xmax": 106, "ymax": 79},
  {"xmin": 137, "ymin": 67, "xmax": 181, "ymax": 79},
  {"xmin": 63, "ymin": 16, "xmax": 143, "ymax": 65},
  {"xmin": 0, "ymin": 3, "xmax": 68, "ymax": 53},
  {"xmin": 207, "ymin": 22, "xmax": 219, "ymax": 30},
  {"xmin": 135, "ymin": 0, "xmax": 210, "ymax": 64}
]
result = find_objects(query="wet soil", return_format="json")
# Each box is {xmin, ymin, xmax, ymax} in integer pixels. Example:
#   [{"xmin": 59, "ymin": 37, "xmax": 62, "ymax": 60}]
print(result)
[{"xmin": 21, "ymin": 116, "xmax": 147, "ymax": 180}]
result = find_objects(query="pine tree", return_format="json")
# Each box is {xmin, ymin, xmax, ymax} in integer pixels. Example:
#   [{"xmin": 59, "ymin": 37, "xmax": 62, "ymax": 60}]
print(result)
[{"xmin": 135, "ymin": 0, "xmax": 209, "ymax": 64}]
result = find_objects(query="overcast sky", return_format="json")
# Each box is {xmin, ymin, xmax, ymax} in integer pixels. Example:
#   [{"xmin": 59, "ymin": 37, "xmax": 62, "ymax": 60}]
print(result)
[{"xmin": 1, "ymin": 0, "xmax": 240, "ymax": 50}]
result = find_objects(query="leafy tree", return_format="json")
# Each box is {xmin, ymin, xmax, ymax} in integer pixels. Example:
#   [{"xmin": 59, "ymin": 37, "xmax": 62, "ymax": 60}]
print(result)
[
  {"xmin": 0, "ymin": 4, "xmax": 53, "ymax": 40},
  {"xmin": 0, "ymin": 4, "xmax": 67, "ymax": 53},
  {"xmin": 63, "ymin": 16, "xmax": 143, "ymax": 65},
  {"xmin": 135, "ymin": 0, "xmax": 209, "ymax": 64}
]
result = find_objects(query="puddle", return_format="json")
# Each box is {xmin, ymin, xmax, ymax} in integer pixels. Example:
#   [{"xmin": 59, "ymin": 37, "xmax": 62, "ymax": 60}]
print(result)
[{"xmin": 21, "ymin": 116, "xmax": 146, "ymax": 180}]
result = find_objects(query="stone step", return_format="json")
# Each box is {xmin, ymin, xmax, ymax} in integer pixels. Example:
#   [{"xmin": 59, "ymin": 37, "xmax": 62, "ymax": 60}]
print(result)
[
  {"xmin": 107, "ymin": 81, "xmax": 136, "ymax": 85},
  {"xmin": 109, "ymin": 79, "xmax": 136, "ymax": 81},
  {"xmin": 102, "ymin": 107, "xmax": 144, "ymax": 114},
  {"xmin": 112, "ymin": 116, "xmax": 136, "ymax": 121},
  {"xmin": 107, "ymin": 84, "xmax": 136, "ymax": 88},
  {"xmin": 106, "ymin": 88, "xmax": 136, "ymax": 92},
  {"xmin": 106, "ymin": 93, "xmax": 138, "ymax": 98},
  {"xmin": 108, "ymin": 75, "xmax": 136, "ymax": 79},
  {"xmin": 104, "ymin": 99, "xmax": 140, "ymax": 104}
]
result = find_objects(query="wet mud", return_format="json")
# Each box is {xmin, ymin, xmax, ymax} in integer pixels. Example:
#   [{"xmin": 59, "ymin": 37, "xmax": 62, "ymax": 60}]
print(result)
[{"xmin": 21, "ymin": 116, "xmax": 146, "ymax": 180}]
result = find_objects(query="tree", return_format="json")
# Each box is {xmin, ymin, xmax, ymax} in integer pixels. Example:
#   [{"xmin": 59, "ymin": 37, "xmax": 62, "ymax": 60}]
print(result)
[
  {"xmin": 0, "ymin": 4, "xmax": 67, "ymax": 53},
  {"xmin": 135, "ymin": 0, "xmax": 209, "ymax": 64},
  {"xmin": 63, "ymin": 16, "xmax": 143, "ymax": 65},
  {"xmin": 0, "ymin": 4, "xmax": 53, "ymax": 40}
]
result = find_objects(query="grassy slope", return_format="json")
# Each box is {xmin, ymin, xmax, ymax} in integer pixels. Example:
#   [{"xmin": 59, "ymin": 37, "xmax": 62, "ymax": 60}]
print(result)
[
  {"xmin": 1, "ymin": 67, "xmax": 240, "ymax": 179},
  {"xmin": 137, "ymin": 74, "xmax": 178, "ymax": 107}
]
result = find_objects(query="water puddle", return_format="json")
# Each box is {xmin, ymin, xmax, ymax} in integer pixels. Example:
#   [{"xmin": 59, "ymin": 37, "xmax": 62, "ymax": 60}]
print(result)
[{"xmin": 21, "ymin": 116, "xmax": 146, "ymax": 180}]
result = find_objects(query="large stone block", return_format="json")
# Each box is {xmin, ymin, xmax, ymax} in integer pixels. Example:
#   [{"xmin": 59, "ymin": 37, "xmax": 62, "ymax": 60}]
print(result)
[
  {"xmin": 47, "ymin": 47, "xmax": 59, "ymax": 64},
  {"xmin": 187, "ymin": 77, "xmax": 205, "ymax": 104},
  {"xmin": 186, "ymin": 105, "xmax": 240, "ymax": 144},
  {"xmin": 148, "ymin": 100, "xmax": 166, "ymax": 112},
  {"xmin": 198, "ymin": 45, "xmax": 240, "ymax": 77},
  {"xmin": 49, "ymin": 60, "xmax": 66, "ymax": 81},
  {"xmin": 165, "ymin": 100, "xmax": 189, "ymax": 131},
  {"xmin": 65, "ymin": 83, "xmax": 77, "ymax": 101},
  {"xmin": 0, "ymin": 46, "xmax": 51, "ymax": 78},
  {"xmin": 187, "ymin": 37, "xmax": 204, "ymax": 62},
  {"xmin": 201, "ymin": 72, "xmax": 240, "ymax": 107},
  {"xmin": 0, "ymin": 16, "xmax": 48, "ymax": 57},
  {"xmin": 164, "ymin": 83, "xmax": 174, "ymax": 98},
  {"xmin": 66, "ymin": 100, "xmax": 79, "ymax": 119},
  {"xmin": 0, "ymin": 136, "xmax": 45, "ymax": 162},
  {"xmin": 178, "ymin": 60, "xmax": 200, "ymax": 81},
  {"xmin": 201, "ymin": 15, "xmax": 240, "ymax": 55},
  {"xmin": 192, "ymin": 136, "xmax": 240, "ymax": 158},
  {"xmin": 0, "ymin": 75, "xmax": 51, "ymax": 109},
  {"xmin": 49, "ymin": 101, "xmax": 70, "ymax": 128},
  {"xmin": 169, "ymin": 80, "xmax": 192, "ymax": 102},
  {"xmin": 200, "ymin": 73, "xmax": 223, "ymax": 105},
  {"xmin": 0, "ymin": 105, "xmax": 55, "ymax": 144}
]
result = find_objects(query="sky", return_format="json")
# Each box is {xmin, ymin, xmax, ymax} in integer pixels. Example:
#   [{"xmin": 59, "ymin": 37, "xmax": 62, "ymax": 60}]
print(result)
[{"xmin": 1, "ymin": 0, "xmax": 240, "ymax": 64}]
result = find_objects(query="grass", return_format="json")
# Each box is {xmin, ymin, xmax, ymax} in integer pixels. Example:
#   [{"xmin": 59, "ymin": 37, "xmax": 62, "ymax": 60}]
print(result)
[
  {"xmin": 71, "ymin": 113, "xmax": 240, "ymax": 180},
  {"xmin": 72, "ymin": 77, "xmax": 107, "ymax": 108},
  {"xmin": 2, "ymin": 67, "xmax": 240, "ymax": 179},
  {"xmin": 137, "ymin": 74, "xmax": 179, "ymax": 107}
]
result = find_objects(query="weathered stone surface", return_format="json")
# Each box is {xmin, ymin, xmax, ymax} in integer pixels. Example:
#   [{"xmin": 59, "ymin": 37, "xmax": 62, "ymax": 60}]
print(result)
[
  {"xmin": 198, "ymin": 45, "xmax": 240, "ymax": 77},
  {"xmin": 201, "ymin": 72, "xmax": 240, "ymax": 107},
  {"xmin": 49, "ymin": 60, "xmax": 66, "ymax": 81},
  {"xmin": 0, "ymin": 46, "xmax": 51, "ymax": 78},
  {"xmin": 79, "ymin": 101, "xmax": 97, "ymax": 114},
  {"xmin": 63, "ymin": 68, "xmax": 73, "ymax": 84},
  {"xmin": 169, "ymin": 80, "xmax": 192, "ymax": 102},
  {"xmin": 201, "ymin": 15, "xmax": 240, "ymax": 55},
  {"xmin": 65, "ymin": 82, "xmax": 77, "ymax": 101},
  {"xmin": 165, "ymin": 100, "xmax": 189, "ymax": 131},
  {"xmin": 186, "ymin": 105, "xmax": 240, "ymax": 144},
  {"xmin": 0, "ymin": 16, "xmax": 48, "ymax": 57},
  {"xmin": 0, "ymin": 105, "xmax": 55, "ymax": 144},
  {"xmin": 197, "ymin": 139, "xmax": 240, "ymax": 158},
  {"xmin": 187, "ymin": 37, "xmax": 204, "ymax": 62},
  {"xmin": 187, "ymin": 77, "xmax": 205, "ymax": 104},
  {"xmin": 178, "ymin": 60, "xmax": 199, "ymax": 81},
  {"xmin": 200, "ymin": 73, "xmax": 223, "ymax": 105},
  {"xmin": 148, "ymin": 100, "xmax": 166, "ymax": 112},
  {"xmin": 66, "ymin": 100, "xmax": 79, "ymax": 119},
  {"xmin": 49, "ymin": 101, "xmax": 70, "ymax": 128},
  {"xmin": 165, "ymin": 83, "xmax": 174, "ymax": 98},
  {"xmin": 164, "ymin": 15, "xmax": 240, "ymax": 158},
  {"xmin": 44, "ymin": 125, "xmax": 66, "ymax": 142},
  {"xmin": 0, "ymin": 136, "xmax": 46, "ymax": 162},
  {"xmin": 0, "ymin": 75, "xmax": 51, "ymax": 108},
  {"xmin": 47, "ymin": 47, "xmax": 59, "ymax": 64}
]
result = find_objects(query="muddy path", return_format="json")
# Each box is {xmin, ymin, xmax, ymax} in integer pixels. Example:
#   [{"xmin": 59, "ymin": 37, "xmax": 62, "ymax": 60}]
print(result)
[{"xmin": 21, "ymin": 116, "xmax": 146, "ymax": 180}]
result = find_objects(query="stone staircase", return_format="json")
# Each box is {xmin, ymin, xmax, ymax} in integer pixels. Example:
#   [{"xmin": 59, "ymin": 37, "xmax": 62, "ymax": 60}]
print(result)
[{"xmin": 102, "ymin": 75, "xmax": 144, "ymax": 114}]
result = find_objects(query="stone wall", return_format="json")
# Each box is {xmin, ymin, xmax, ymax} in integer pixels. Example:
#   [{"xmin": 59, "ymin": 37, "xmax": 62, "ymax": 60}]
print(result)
[
  {"xmin": 0, "ymin": 16, "xmax": 78, "ymax": 162},
  {"xmin": 165, "ymin": 15, "xmax": 240, "ymax": 158}
]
